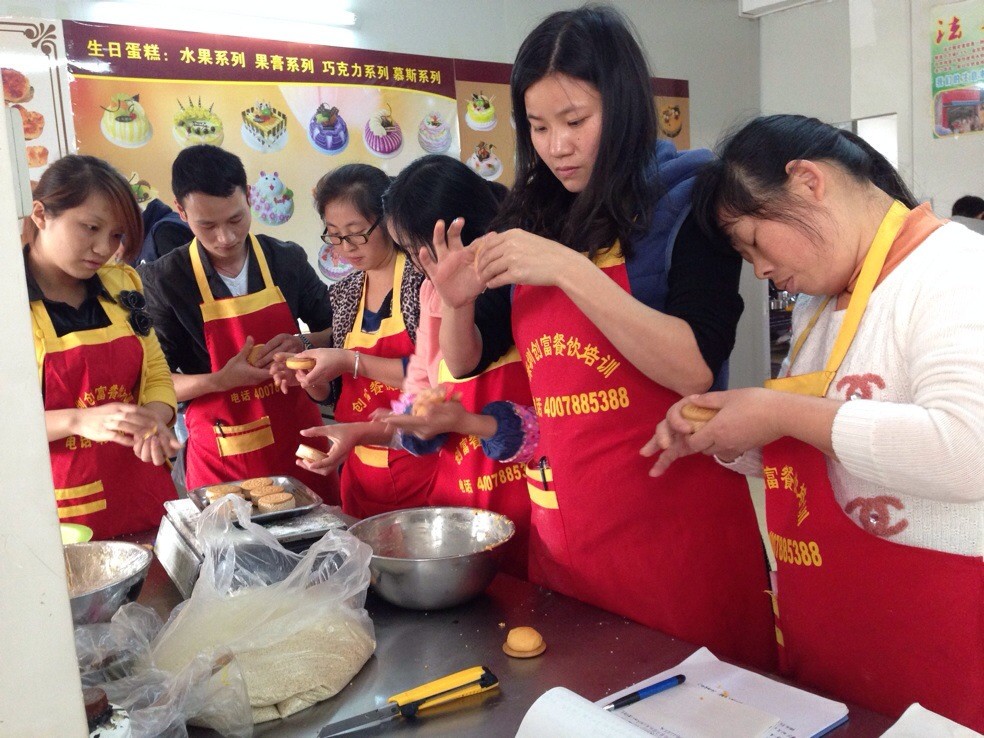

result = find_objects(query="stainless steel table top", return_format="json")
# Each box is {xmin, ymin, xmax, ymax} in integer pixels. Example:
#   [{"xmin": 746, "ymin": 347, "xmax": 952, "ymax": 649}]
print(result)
[{"xmin": 132, "ymin": 558, "xmax": 893, "ymax": 738}]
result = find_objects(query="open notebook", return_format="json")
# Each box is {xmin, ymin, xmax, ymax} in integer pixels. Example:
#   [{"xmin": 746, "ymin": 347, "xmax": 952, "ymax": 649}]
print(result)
[{"xmin": 517, "ymin": 647, "xmax": 848, "ymax": 738}]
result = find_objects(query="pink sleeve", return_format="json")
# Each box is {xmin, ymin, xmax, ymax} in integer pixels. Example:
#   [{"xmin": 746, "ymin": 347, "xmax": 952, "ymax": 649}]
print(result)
[{"xmin": 403, "ymin": 280, "xmax": 444, "ymax": 394}]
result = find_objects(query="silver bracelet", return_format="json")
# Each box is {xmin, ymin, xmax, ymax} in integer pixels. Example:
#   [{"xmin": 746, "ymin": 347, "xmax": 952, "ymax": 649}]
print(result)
[
  {"xmin": 295, "ymin": 333, "xmax": 314, "ymax": 350},
  {"xmin": 352, "ymin": 350, "xmax": 361, "ymax": 379}
]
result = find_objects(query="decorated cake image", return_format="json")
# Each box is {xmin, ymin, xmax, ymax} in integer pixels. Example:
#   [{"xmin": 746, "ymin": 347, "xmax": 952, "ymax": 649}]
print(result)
[
  {"xmin": 417, "ymin": 112, "xmax": 452, "ymax": 154},
  {"xmin": 127, "ymin": 172, "xmax": 158, "ymax": 210},
  {"xmin": 363, "ymin": 105, "xmax": 403, "ymax": 158},
  {"xmin": 465, "ymin": 91, "xmax": 497, "ymax": 131},
  {"xmin": 308, "ymin": 103, "xmax": 348, "ymax": 154},
  {"xmin": 658, "ymin": 104, "xmax": 683, "ymax": 138},
  {"xmin": 173, "ymin": 96, "xmax": 224, "ymax": 147},
  {"xmin": 241, "ymin": 101, "xmax": 288, "ymax": 153},
  {"xmin": 100, "ymin": 93, "xmax": 152, "ymax": 148},
  {"xmin": 248, "ymin": 170, "xmax": 294, "ymax": 226},
  {"xmin": 318, "ymin": 241, "xmax": 354, "ymax": 282},
  {"xmin": 466, "ymin": 141, "xmax": 502, "ymax": 181}
]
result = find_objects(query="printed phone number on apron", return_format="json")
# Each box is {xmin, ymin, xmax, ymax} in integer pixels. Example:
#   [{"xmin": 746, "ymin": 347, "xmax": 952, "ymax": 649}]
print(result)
[
  {"xmin": 534, "ymin": 387, "xmax": 630, "ymax": 418},
  {"xmin": 463, "ymin": 463, "xmax": 527, "ymax": 494},
  {"xmin": 769, "ymin": 531, "xmax": 823, "ymax": 567}
]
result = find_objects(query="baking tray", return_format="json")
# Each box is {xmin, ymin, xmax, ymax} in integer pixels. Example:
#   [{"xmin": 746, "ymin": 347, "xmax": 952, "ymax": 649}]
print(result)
[{"xmin": 186, "ymin": 475, "xmax": 321, "ymax": 524}]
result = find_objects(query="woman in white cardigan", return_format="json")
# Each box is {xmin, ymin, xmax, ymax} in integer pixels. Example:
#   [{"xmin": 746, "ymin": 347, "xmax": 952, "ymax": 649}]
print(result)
[{"xmin": 645, "ymin": 114, "xmax": 983, "ymax": 731}]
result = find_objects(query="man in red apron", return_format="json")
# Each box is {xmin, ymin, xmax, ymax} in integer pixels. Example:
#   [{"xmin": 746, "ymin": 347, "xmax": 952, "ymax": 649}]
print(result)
[{"xmin": 139, "ymin": 145, "xmax": 338, "ymax": 501}]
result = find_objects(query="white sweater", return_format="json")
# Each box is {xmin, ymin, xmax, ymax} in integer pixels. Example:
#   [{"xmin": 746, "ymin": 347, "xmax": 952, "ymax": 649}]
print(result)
[{"xmin": 732, "ymin": 222, "xmax": 984, "ymax": 557}]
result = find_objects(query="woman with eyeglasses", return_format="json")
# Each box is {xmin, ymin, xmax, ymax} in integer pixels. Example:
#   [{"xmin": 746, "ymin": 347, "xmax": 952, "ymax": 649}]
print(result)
[
  {"xmin": 272, "ymin": 163, "xmax": 435, "ymax": 518},
  {"xmin": 24, "ymin": 155, "xmax": 180, "ymax": 538}
]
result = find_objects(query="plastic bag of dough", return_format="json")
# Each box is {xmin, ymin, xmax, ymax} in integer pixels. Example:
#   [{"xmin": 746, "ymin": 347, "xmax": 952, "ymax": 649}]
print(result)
[{"xmin": 149, "ymin": 494, "xmax": 376, "ymax": 725}]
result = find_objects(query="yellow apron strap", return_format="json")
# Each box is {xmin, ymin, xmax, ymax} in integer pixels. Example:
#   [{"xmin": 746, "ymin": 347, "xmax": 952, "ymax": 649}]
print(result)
[
  {"xmin": 188, "ymin": 239, "xmax": 214, "ymax": 304},
  {"xmin": 766, "ymin": 200, "xmax": 910, "ymax": 397},
  {"xmin": 785, "ymin": 296, "xmax": 832, "ymax": 371},
  {"xmin": 250, "ymin": 234, "xmax": 276, "ymax": 288},
  {"xmin": 344, "ymin": 252, "xmax": 409, "ymax": 350},
  {"xmin": 190, "ymin": 234, "xmax": 270, "ymax": 306}
]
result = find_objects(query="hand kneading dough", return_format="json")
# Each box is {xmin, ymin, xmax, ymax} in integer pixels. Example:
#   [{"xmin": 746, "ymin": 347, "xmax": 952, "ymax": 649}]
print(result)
[
  {"xmin": 285, "ymin": 357, "xmax": 316, "ymax": 371},
  {"xmin": 296, "ymin": 444, "xmax": 328, "ymax": 462},
  {"xmin": 680, "ymin": 404, "xmax": 718, "ymax": 433}
]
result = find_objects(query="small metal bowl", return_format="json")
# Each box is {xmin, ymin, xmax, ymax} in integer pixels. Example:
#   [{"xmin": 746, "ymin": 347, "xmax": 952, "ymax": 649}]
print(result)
[
  {"xmin": 347, "ymin": 507, "xmax": 515, "ymax": 610},
  {"xmin": 64, "ymin": 541, "xmax": 153, "ymax": 625}
]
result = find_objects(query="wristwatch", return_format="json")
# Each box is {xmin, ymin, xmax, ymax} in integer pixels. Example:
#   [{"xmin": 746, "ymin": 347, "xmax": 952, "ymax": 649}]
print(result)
[{"xmin": 295, "ymin": 333, "xmax": 314, "ymax": 350}]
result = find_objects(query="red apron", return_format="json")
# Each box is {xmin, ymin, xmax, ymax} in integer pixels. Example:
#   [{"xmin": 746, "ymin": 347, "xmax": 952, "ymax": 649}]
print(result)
[
  {"xmin": 334, "ymin": 253, "xmax": 436, "ymax": 518},
  {"xmin": 429, "ymin": 347, "xmax": 534, "ymax": 579},
  {"xmin": 512, "ymin": 249, "xmax": 777, "ymax": 671},
  {"xmin": 183, "ymin": 236, "xmax": 338, "ymax": 502},
  {"xmin": 763, "ymin": 202, "xmax": 984, "ymax": 728},
  {"xmin": 33, "ymin": 288, "xmax": 176, "ymax": 539}
]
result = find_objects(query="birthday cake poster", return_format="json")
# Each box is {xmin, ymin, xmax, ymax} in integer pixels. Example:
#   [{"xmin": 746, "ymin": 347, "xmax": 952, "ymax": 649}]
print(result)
[{"xmin": 56, "ymin": 20, "xmax": 689, "ymax": 283}]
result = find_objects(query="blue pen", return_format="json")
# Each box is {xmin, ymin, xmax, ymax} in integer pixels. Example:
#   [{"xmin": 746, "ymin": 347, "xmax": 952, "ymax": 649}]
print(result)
[{"xmin": 602, "ymin": 674, "xmax": 686, "ymax": 711}]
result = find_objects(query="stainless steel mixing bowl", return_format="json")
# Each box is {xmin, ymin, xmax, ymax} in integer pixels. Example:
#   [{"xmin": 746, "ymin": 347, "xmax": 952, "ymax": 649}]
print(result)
[
  {"xmin": 347, "ymin": 507, "xmax": 515, "ymax": 610},
  {"xmin": 64, "ymin": 541, "xmax": 154, "ymax": 625}
]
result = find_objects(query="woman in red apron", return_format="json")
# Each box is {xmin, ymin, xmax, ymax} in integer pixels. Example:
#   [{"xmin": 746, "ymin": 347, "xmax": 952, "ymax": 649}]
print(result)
[
  {"xmin": 285, "ymin": 165, "xmax": 435, "ymax": 518},
  {"xmin": 381, "ymin": 154, "xmax": 535, "ymax": 579},
  {"xmin": 431, "ymin": 9, "xmax": 777, "ymax": 671},
  {"xmin": 649, "ymin": 115, "xmax": 983, "ymax": 729},
  {"xmin": 26, "ymin": 156, "xmax": 178, "ymax": 539}
]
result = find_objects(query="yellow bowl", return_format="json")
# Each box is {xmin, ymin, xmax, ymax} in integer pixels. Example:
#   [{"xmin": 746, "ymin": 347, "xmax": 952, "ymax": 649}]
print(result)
[{"xmin": 60, "ymin": 523, "xmax": 94, "ymax": 545}]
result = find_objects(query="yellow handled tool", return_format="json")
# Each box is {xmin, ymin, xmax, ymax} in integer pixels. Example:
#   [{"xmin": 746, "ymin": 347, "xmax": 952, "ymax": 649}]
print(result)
[{"xmin": 317, "ymin": 666, "xmax": 499, "ymax": 736}]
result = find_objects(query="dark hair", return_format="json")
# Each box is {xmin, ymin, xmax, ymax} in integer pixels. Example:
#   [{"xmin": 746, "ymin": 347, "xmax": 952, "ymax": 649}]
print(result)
[
  {"xmin": 383, "ymin": 155, "xmax": 500, "ymax": 260},
  {"xmin": 28, "ymin": 155, "xmax": 143, "ymax": 262},
  {"xmin": 952, "ymin": 195, "xmax": 984, "ymax": 218},
  {"xmin": 171, "ymin": 144, "xmax": 248, "ymax": 203},
  {"xmin": 312, "ymin": 163, "xmax": 391, "ymax": 225},
  {"xmin": 693, "ymin": 114, "xmax": 919, "ymax": 241},
  {"xmin": 491, "ymin": 4, "xmax": 659, "ymax": 258}
]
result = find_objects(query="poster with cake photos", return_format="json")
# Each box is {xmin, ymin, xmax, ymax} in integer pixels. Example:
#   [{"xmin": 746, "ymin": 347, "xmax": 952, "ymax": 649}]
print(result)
[
  {"xmin": 62, "ymin": 20, "xmax": 458, "ymax": 283},
  {"xmin": 453, "ymin": 59, "xmax": 515, "ymax": 188},
  {"xmin": 653, "ymin": 78, "xmax": 690, "ymax": 151},
  {"xmin": 0, "ymin": 18, "xmax": 76, "ymax": 183},
  {"xmin": 931, "ymin": 1, "xmax": 984, "ymax": 138}
]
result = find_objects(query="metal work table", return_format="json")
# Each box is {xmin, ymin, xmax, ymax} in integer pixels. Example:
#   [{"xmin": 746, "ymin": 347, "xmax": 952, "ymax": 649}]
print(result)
[{"xmin": 135, "ymin": 556, "xmax": 895, "ymax": 737}]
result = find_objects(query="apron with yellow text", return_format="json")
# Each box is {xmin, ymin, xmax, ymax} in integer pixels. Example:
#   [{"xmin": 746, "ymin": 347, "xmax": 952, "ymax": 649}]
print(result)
[
  {"xmin": 183, "ymin": 236, "xmax": 338, "ymax": 502},
  {"xmin": 33, "ymin": 291, "xmax": 176, "ymax": 539},
  {"xmin": 763, "ymin": 201, "xmax": 983, "ymax": 728},
  {"xmin": 335, "ymin": 253, "xmax": 436, "ymax": 518},
  {"xmin": 512, "ymin": 248, "xmax": 777, "ymax": 672},
  {"xmin": 430, "ymin": 347, "xmax": 534, "ymax": 579}
]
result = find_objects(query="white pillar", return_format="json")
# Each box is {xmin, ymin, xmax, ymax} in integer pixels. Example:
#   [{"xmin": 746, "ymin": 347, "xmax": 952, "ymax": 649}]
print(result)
[{"xmin": 0, "ymin": 110, "xmax": 87, "ymax": 736}]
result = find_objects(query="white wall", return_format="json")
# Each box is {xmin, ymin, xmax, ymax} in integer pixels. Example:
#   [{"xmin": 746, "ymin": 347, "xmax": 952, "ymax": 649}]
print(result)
[{"xmin": 760, "ymin": 0, "xmax": 984, "ymax": 213}]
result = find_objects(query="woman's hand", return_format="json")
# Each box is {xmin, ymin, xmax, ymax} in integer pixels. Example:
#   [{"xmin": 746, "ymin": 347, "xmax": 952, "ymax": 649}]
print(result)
[
  {"xmin": 132, "ymin": 424, "xmax": 182, "ymax": 466},
  {"xmin": 299, "ymin": 348, "xmax": 354, "ymax": 385},
  {"xmin": 473, "ymin": 228, "xmax": 584, "ymax": 289},
  {"xmin": 641, "ymin": 389, "xmax": 786, "ymax": 476},
  {"xmin": 382, "ymin": 399, "xmax": 469, "ymax": 440},
  {"xmin": 270, "ymin": 352, "xmax": 302, "ymax": 394},
  {"xmin": 297, "ymin": 423, "xmax": 364, "ymax": 475},
  {"xmin": 420, "ymin": 218, "xmax": 485, "ymax": 308}
]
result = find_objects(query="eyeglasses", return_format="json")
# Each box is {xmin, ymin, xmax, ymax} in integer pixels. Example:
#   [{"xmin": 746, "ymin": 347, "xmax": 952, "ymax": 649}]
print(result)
[{"xmin": 321, "ymin": 217, "xmax": 381, "ymax": 246}]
